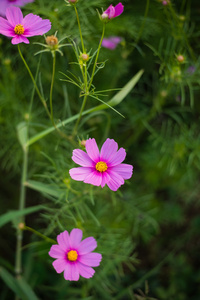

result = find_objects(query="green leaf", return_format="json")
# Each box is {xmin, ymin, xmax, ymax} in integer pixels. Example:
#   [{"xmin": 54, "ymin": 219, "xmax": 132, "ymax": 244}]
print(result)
[
  {"xmin": 0, "ymin": 267, "xmax": 38, "ymax": 300},
  {"xmin": 0, "ymin": 206, "xmax": 43, "ymax": 228},
  {"xmin": 26, "ymin": 70, "xmax": 144, "ymax": 146},
  {"xmin": 25, "ymin": 180, "xmax": 64, "ymax": 198},
  {"xmin": 17, "ymin": 122, "xmax": 28, "ymax": 151}
]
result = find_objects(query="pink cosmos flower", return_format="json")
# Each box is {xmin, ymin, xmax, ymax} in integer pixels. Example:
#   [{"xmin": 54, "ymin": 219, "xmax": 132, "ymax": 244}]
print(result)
[
  {"xmin": 49, "ymin": 229, "xmax": 102, "ymax": 281},
  {"xmin": 0, "ymin": 0, "xmax": 34, "ymax": 17},
  {"xmin": 102, "ymin": 36, "xmax": 122, "ymax": 50},
  {"xmin": 101, "ymin": 3, "xmax": 124, "ymax": 20},
  {"xmin": 69, "ymin": 138, "xmax": 133, "ymax": 191},
  {"xmin": 0, "ymin": 6, "xmax": 51, "ymax": 44}
]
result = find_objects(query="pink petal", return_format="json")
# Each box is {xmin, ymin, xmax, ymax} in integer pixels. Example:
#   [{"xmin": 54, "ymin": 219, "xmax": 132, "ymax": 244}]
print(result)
[
  {"xmin": 49, "ymin": 245, "xmax": 65, "ymax": 259},
  {"xmin": 77, "ymin": 262, "xmax": 95, "ymax": 279},
  {"xmin": 22, "ymin": 14, "xmax": 51, "ymax": 37},
  {"xmin": 79, "ymin": 253, "xmax": 102, "ymax": 267},
  {"xmin": 0, "ymin": 17, "xmax": 14, "ymax": 37},
  {"xmin": 6, "ymin": 7, "xmax": 23, "ymax": 27},
  {"xmin": 64, "ymin": 263, "xmax": 80, "ymax": 281},
  {"xmin": 101, "ymin": 172, "xmax": 111, "ymax": 188},
  {"xmin": 72, "ymin": 149, "xmax": 94, "ymax": 167},
  {"xmin": 52, "ymin": 258, "xmax": 67, "ymax": 273},
  {"xmin": 84, "ymin": 170, "xmax": 102, "ymax": 186},
  {"xmin": 106, "ymin": 170, "xmax": 124, "ymax": 191},
  {"xmin": 69, "ymin": 167, "xmax": 93, "ymax": 181},
  {"xmin": 100, "ymin": 138, "xmax": 118, "ymax": 162},
  {"xmin": 11, "ymin": 35, "xmax": 29, "ymax": 44},
  {"xmin": 104, "ymin": 5, "xmax": 115, "ymax": 18},
  {"xmin": 69, "ymin": 228, "xmax": 83, "ymax": 248},
  {"xmin": 85, "ymin": 138, "xmax": 100, "ymax": 163},
  {"xmin": 113, "ymin": 3, "xmax": 124, "ymax": 17},
  {"xmin": 111, "ymin": 163, "xmax": 133, "ymax": 179},
  {"xmin": 108, "ymin": 147, "xmax": 126, "ymax": 166},
  {"xmin": 78, "ymin": 237, "xmax": 97, "ymax": 255},
  {"xmin": 57, "ymin": 231, "xmax": 70, "ymax": 251}
]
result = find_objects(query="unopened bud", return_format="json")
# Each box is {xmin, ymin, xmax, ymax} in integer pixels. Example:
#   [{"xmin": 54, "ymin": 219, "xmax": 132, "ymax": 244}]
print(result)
[
  {"xmin": 81, "ymin": 53, "xmax": 89, "ymax": 62},
  {"xmin": 46, "ymin": 35, "xmax": 58, "ymax": 47},
  {"xmin": 177, "ymin": 55, "xmax": 185, "ymax": 63},
  {"xmin": 18, "ymin": 223, "xmax": 25, "ymax": 230}
]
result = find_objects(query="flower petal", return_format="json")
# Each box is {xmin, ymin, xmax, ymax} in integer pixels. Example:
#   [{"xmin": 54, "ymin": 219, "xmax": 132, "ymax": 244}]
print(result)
[
  {"xmin": 77, "ymin": 262, "xmax": 95, "ymax": 279},
  {"xmin": 104, "ymin": 5, "xmax": 115, "ymax": 19},
  {"xmin": 72, "ymin": 149, "xmax": 94, "ymax": 167},
  {"xmin": 100, "ymin": 138, "xmax": 118, "ymax": 162},
  {"xmin": 113, "ymin": 3, "xmax": 124, "ymax": 18},
  {"xmin": 108, "ymin": 147, "xmax": 126, "ymax": 166},
  {"xmin": 69, "ymin": 167, "xmax": 93, "ymax": 181},
  {"xmin": 0, "ymin": 17, "xmax": 14, "ymax": 37},
  {"xmin": 70, "ymin": 228, "xmax": 83, "ymax": 248},
  {"xmin": 49, "ymin": 244, "xmax": 65, "ymax": 259},
  {"xmin": 22, "ymin": 13, "xmax": 51, "ymax": 37},
  {"xmin": 111, "ymin": 163, "xmax": 133, "ymax": 179},
  {"xmin": 64, "ymin": 263, "xmax": 80, "ymax": 281},
  {"xmin": 84, "ymin": 170, "xmax": 102, "ymax": 186},
  {"xmin": 11, "ymin": 35, "xmax": 29, "ymax": 44},
  {"xmin": 101, "ymin": 172, "xmax": 111, "ymax": 188},
  {"xmin": 52, "ymin": 258, "xmax": 67, "ymax": 273},
  {"xmin": 106, "ymin": 170, "xmax": 124, "ymax": 191},
  {"xmin": 6, "ymin": 7, "xmax": 23, "ymax": 27},
  {"xmin": 79, "ymin": 253, "xmax": 102, "ymax": 267},
  {"xmin": 78, "ymin": 237, "xmax": 97, "ymax": 255},
  {"xmin": 85, "ymin": 138, "xmax": 100, "ymax": 163},
  {"xmin": 57, "ymin": 230, "xmax": 70, "ymax": 251}
]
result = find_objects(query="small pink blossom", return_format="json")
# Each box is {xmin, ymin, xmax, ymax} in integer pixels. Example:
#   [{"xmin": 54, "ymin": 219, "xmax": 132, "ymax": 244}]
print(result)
[
  {"xmin": 0, "ymin": 6, "xmax": 51, "ymax": 44},
  {"xmin": 101, "ymin": 3, "xmax": 124, "ymax": 20},
  {"xmin": 69, "ymin": 138, "xmax": 133, "ymax": 191},
  {"xmin": 102, "ymin": 36, "xmax": 122, "ymax": 50},
  {"xmin": 49, "ymin": 229, "xmax": 102, "ymax": 281},
  {"xmin": 0, "ymin": 0, "xmax": 34, "ymax": 17}
]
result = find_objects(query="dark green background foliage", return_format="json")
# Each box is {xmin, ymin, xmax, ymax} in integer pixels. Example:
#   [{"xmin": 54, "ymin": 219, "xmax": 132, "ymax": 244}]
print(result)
[{"xmin": 1, "ymin": 0, "xmax": 200, "ymax": 299}]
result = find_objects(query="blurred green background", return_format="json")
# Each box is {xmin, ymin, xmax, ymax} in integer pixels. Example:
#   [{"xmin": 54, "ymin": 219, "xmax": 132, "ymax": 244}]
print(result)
[{"xmin": 1, "ymin": 0, "xmax": 200, "ymax": 299}]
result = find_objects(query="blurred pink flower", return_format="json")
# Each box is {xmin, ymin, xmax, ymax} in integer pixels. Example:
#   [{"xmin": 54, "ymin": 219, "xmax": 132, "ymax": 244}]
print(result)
[
  {"xmin": 102, "ymin": 36, "xmax": 122, "ymax": 50},
  {"xmin": 69, "ymin": 138, "xmax": 133, "ymax": 191},
  {"xmin": 102, "ymin": 3, "xmax": 124, "ymax": 20},
  {"xmin": 0, "ymin": 0, "xmax": 34, "ymax": 17},
  {"xmin": 0, "ymin": 6, "xmax": 51, "ymax": 44},
  {"xmin": 49, "ymin": 229, "xmax": 102, "ymax": 281}
]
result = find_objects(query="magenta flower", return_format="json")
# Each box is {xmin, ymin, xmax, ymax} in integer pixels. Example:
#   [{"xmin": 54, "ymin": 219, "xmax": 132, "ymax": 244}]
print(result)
[
  {"xmin": 0, "ymin": 6, "xmax": 51, "ymax": 44},
  {"xmin": 0, "ymin": 0, "xmax": 34, "ymax": 17},
  {"xmin": 49, "ymin": 229, "xmax": 102, "ymax": 281},
  {"xmin": 102, "ymin": 36, "xmax": 122, "ymax": 50},
  {"xmin": 69, "ymin": 138, "xmax": 133, "ymax": 191},
  {"xmin": 102, "ymin": 3, "xmax": 124, "ymax": 20}
]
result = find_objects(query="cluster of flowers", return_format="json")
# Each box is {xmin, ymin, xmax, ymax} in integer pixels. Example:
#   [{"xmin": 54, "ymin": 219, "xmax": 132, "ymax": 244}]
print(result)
[{"xmin": 0, "ymin": 2, "xmax": 133, "ymax": 281}]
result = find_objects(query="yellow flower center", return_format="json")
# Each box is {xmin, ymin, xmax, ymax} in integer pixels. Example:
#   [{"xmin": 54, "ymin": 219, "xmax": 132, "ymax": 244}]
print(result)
[
  {"xmin": 67, "ymin": 250, "xmax": 78, "ymax": 262},
  {"xmin": 96, "ymin": 161, "xmax": 108, "ymax": 172},
  {"xmin": 14, "ymin": 24, "xmax": 24, "ymax": 35}
]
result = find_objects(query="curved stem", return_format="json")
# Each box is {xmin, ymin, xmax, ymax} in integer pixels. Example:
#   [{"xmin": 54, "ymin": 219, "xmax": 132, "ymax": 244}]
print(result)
[
  {"xmin": 18, "ymin": 45, "xmax": 51, "ymax": 119},
  {"xmin": 23, "ymin": 225, "xmax": 56, "ymax": 244},
  {"xmin": 50, "ymin": 53, "xmax": 56, "ymax": 124},
  {"xmin": 74, "ymin": 5, "xmax": 85, "ymax": 53},
  {"xmin": 88, "ymin": 23, "xmax": 105, "ymax": 91}
]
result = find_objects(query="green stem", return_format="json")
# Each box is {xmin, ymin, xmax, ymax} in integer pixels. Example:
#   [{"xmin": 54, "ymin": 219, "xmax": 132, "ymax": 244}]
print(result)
[
  {"xmin": 18, "ymin": 45, "xmax": 51, "ymax": 119},
  {"xmin": 74, "ymin": 5, "xmax": 85, "ymax": 53},
  {"xmin": 88, "ymin": 23, "xmax": 105, "ymax": 91},
  {"xmin": 15, "ymin": 147, "xmax": 28, "ymax": 280},
  {"xmin": 72, "ymin": 94, "xmax": 88, "ymax": 136},
  {"xmin": 50, "ymin": 53, "xmax": 56, "ymax": 124},
  {"xmin": 72, "ymin": 24, "xmax": 106, "ymax": 135},
  {"xmin": 23, "ymin": 226, "xmax": 56, "ymax": 244}
]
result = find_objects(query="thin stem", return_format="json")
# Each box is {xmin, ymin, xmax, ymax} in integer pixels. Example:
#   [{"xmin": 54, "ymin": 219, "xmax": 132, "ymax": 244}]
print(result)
[
  {"xmin": 23, "ymin": 226, "xmax": 56, "ymax": 244},
  {"xmin": 18, "ymin": 45, "xmax": 51, "ymax": 119},
  {"xmin": 15, "ymin": 147, "xmax": 28, "ymax": 280},
  {"xmin": 50, "ymin": 53, "xmax": 56, "ymax": 124},
  {"xmin": 72, "ymin": 94, "xmax": 88, "ymax": 136},
  {"xmin": 88, "ymin": 23, "xmax": 105, "ymax": 91},
  {"xmin": 74, "ymin": 5, "xmax": 85, "ymax": 53}
]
